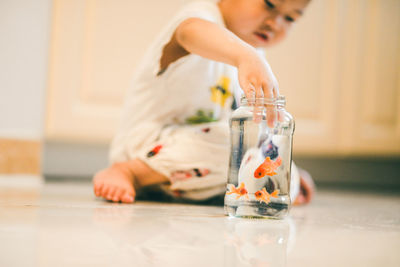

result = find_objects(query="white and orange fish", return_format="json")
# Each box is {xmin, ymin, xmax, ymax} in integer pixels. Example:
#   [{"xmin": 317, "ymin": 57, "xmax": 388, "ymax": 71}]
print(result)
[
  {"xmin": 227, "ymin": 182, "xmax": 249, "ymax": 200},
  {"xmin": 254, "ymin": 156, "xmax": 282, "ymax": 178},
  {"xmin": 254, "ymin": 187, "xmax": 279, "ymax": 204}
]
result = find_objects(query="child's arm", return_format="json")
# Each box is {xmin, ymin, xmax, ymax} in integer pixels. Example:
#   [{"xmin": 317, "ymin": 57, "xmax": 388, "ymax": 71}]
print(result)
[{"xmin": 174, "ymin": 18, "xmax": 279, "ymax": 124}]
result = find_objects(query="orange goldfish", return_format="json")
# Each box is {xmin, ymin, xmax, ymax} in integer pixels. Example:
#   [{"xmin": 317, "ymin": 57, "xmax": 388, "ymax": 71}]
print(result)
[
  {"xmin": 254, "ymin": 156, "xmax": 282, "ymax": 178},
  {"xmin": 227, "ymin": 182, "xmax": 249, "ymax": 200},
  {"xmin": 254, "ymin": 188, "xmax": 280, "ymax": 204}
]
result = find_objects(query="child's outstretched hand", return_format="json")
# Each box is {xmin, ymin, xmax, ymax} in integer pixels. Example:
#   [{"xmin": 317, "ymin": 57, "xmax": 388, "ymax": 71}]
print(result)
[{"xmin": 237, "ymin": 49, "xmax": 279, "ymax": 126}]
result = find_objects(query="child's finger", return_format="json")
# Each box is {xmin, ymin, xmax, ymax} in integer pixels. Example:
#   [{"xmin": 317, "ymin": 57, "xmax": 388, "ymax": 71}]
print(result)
[
  {"xmin": 266, "ymin": 104, "xmax": 276, "ymax": 128},
  {"xmin": 278, "ymin": 110, "xmax": 284, "ymax": 122},
  {"xmin": 262, "ymin": 83, "xmax": 277, "ymax": 128},
  {"xmin": 253, "ymin": 85, "xmax": 263, "ymax": 123},
  {"xmin": 254, "ymin": 81, "xmax": 264, "ymax": 99},
  {"xmin": 242, "ymin": 82, "xmax": 261, "ymax": 123},
  {"xmin": 273, "ymin": 85, "xmax": 280, "ymax": 98},
  {"xmin": 262, "ymin": 81, "xmax": 274, "ymax": 99},
  {"xmin": 242, "ymin": 82, "xmax": 255, "ymax": 101}
]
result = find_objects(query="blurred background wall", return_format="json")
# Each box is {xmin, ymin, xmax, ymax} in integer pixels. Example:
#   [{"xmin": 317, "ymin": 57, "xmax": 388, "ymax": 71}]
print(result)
[
  {"xmin": 0, "ymin": 0, "xmax": 51, "ymax": 176},
  {"xmin": 1, "ymin": 0, "xmax": 399, "ymax": 189}
]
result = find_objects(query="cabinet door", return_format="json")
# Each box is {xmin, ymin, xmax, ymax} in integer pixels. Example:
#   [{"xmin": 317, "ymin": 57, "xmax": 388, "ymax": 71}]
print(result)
[
  {"xmin": 267, "ymin": 0, "xmax": 400, "ymax": 155},
  {"xmin": 46, "ymin": 0, "xmax": 186, "ymax": 143},
  {"xmin": 337, "ymin": 0, "xmax": 400, "ymax": 155}
]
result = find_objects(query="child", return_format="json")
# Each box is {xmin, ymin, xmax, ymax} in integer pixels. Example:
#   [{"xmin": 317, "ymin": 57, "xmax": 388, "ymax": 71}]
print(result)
[{"xmin": 93, "ymin": 0, "xmax": 314, "ymax": 204}]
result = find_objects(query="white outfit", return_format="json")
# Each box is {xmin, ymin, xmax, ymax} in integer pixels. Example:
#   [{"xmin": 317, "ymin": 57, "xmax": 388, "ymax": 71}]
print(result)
[{"xmin": 110, "ymin": 1, "xmax": 300, "ymax": 201}]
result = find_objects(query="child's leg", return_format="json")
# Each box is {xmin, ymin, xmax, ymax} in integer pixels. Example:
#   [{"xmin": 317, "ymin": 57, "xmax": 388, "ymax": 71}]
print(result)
[
  {"xmin": 98, "ymin": 122, "xmax": 230, "ymax": 203},
  {"xmin": 93, "ymin": 159, "xmax": 169, "ymax": 203},
  {"xmin": 294, "ymin": 168, "xmax": 315, "ymax": 205}
]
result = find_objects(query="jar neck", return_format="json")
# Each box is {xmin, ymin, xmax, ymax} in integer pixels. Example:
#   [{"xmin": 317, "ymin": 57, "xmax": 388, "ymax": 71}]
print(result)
[{"xmin": 240, "ymin": 95, "xmax": 286, "ymax": 107}]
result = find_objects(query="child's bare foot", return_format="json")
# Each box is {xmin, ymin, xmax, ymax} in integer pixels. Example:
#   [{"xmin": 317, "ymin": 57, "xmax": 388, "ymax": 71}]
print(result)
[
  {"xmin": 294, "ymin": 168, "xmax": 315, "ymax": 205},
  {"xmin": 93, "ymin": 159, "xmax": 170, "ymax": 203},
  {"xmin": 93, "ymin": 163, "xmax": 136, "ymax": 203}
]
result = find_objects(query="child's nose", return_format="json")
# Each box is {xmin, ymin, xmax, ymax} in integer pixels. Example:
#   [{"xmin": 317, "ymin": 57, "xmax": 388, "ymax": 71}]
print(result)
[{"xmin": 263, "ymin": 14, "xmax": 284, "ymax": 31}]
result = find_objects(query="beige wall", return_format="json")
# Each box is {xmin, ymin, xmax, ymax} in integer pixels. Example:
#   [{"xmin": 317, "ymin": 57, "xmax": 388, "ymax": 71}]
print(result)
[
  {"xmin": 0, "ymin": 0, "xmax": 51, "ymax": 140},
  {"xmin": 0, "ymin": 0, "xmax": 52, "ymax": 174},
  {"xmin": 45, "ymin": 0, "xmax": 400, "ymax": 156}
]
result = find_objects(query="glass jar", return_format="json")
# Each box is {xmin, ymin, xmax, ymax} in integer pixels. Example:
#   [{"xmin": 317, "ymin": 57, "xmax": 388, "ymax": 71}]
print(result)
[{"xmin": 224, "ymin": 96, "xmax": 295, "ymax": 219}]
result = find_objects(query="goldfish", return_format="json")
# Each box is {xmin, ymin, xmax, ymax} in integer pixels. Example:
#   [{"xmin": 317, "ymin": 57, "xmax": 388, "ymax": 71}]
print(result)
[
  {"xmin": 254, "ymin": 187, "xmax": 280, "ymax": 204},
  {"xmin": 227, "ymin": 182, "xmax": 249, "ymax": 200},
  {"xmin": 254, "ymin": 156, "xmax": 282, "ymax": 178}
]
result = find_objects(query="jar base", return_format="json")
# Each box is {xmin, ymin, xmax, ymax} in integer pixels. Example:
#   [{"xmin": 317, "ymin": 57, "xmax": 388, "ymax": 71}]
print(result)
[{"xmin": 224, "ymin": 198, "xmax": 289, "ymax": 219}]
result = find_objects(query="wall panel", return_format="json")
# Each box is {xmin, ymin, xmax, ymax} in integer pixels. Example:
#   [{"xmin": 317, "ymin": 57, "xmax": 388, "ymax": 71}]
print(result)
[{"xmin": 46, "ymin": 0, "xmax": 400, "ymax": 155}]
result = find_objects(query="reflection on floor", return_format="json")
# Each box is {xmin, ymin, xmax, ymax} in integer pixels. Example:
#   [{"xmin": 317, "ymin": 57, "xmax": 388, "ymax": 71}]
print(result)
[{"xmin": 0, "ymin": 177, "xmax": 399, "ymax": 267}]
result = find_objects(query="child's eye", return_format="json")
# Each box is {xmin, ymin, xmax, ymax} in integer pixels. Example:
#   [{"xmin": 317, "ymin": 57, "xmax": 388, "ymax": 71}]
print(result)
[
  {"xmin": 264, "ymin": 0, "xmax": 275, "ymax": 9},
  {"xmin": 285, "ymin": 16, "xmax": 294, "ymax": 22}
]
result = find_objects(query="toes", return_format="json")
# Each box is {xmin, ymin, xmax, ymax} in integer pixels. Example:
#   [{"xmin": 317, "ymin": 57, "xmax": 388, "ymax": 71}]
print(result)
[
  {"xmin": 101, "ymin": 185, "xmax": 110, "ymax": 199},
  {"xmin": 94, "ymin": 182, "xmax": 103, "ymax": 197},
  {"xmin": 106, "ymin": 187, "xmax": 117, "ymax": 201},
  {"xmin": 94, "ymin": 174, "xmax": 136, "ymax": 203},
  {"xmin": 112, "ymin": 188, "xmax": 124, "ymax": 202},
  {"xmin": 121, "ymin": 193, "xmax": 134, "ymax": 203}
]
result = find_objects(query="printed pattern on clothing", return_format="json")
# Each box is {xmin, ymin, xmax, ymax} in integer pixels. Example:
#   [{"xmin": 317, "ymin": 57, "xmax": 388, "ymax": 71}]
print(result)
[
  {"xmin": 185, "ymin": 75, "xmax": 233, "ymax": 125},
  {"xmin": 185, "ymin": 109, "xmax": 217, "ymax": 124},
  {"xmin": 170, "ymin": 168, "xmax": 210, "ymax": 183},
  {"xmin": 210, "ymin": 76, "xmax": 232, "ymax": 107},
  {"xmin": 147, "ymin": 145, "xmax": 163, "ymax": 158}
]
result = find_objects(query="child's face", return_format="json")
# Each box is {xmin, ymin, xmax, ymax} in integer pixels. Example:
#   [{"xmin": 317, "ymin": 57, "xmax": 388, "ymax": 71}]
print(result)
[{"xmin": 219, "ymin": 0, "xmax": 310, "ymax": 48}]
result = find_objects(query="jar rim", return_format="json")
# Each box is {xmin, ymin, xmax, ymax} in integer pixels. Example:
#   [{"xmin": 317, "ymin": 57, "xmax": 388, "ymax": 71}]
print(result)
[{"xmin": 240, "ymin": 95, "xmax": 286, "ymax": 105}]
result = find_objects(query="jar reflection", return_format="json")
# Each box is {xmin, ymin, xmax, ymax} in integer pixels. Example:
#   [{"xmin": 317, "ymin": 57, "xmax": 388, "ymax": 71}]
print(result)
[{"xmin": 224, "ymin": 217, "xmax": 296, "ymax": 267}]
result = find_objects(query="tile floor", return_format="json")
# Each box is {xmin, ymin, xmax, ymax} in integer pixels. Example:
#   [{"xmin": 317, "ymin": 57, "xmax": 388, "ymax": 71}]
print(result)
[{"xmin": 0, "ymin": 177, "xmax": 399, "ymax": 267}]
